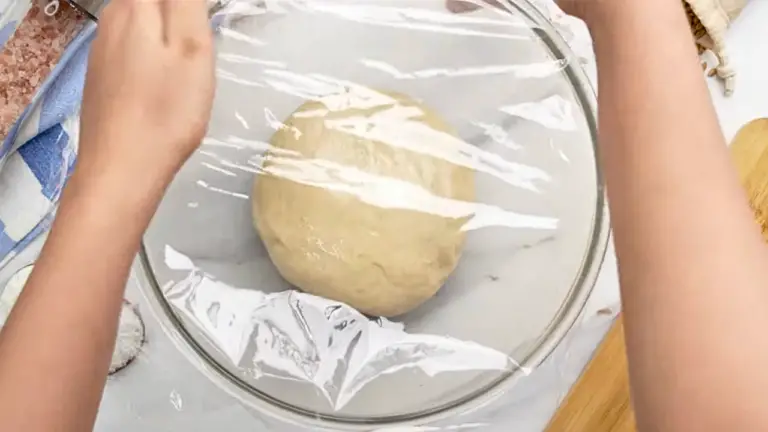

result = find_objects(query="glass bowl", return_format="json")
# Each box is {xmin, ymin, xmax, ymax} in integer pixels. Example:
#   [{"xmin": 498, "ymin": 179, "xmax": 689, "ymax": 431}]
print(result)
[{"xmin": 137, "ymin": 0, "xmax": 608, "ymax": 428}]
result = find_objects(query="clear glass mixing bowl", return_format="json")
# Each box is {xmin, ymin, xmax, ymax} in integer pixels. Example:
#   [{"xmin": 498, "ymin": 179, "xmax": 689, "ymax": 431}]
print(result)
[{"xmin": 137, "ymin": 0, "xmax": 608, "ymax": 428}]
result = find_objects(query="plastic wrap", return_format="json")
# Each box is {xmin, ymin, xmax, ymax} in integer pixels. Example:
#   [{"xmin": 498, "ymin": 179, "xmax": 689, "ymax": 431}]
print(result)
[{"xmin": 137, "ymin": 0, "xmax": 608, "ymax": 428}]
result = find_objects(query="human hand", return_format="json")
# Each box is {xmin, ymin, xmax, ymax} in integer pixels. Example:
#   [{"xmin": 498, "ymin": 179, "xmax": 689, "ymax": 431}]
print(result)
[
  {"xmin": 77, "ymin": 0, "xmax": 215, "ymax": 195},
  {"xmin": 552, "ymin": 0, "xmax": 598, "ymax": 22}
]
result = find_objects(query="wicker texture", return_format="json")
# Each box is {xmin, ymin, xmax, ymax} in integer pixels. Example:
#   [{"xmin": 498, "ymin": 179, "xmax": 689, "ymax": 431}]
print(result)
[{"xmin": 685, "ymin": 1, "xmax": 709, "ymax": 40}]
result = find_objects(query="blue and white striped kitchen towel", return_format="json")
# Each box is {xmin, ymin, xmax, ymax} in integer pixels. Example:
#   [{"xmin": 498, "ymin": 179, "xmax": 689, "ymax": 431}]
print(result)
[{"xmin": 0, "ymin": 22, "xmax": 96, "ymax": 269}]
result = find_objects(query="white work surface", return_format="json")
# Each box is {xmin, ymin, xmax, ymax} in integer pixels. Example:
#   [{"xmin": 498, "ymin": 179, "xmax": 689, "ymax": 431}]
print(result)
[{"xmin": 2, "ymin": 2, "xmax": 768, "ymax": 430}]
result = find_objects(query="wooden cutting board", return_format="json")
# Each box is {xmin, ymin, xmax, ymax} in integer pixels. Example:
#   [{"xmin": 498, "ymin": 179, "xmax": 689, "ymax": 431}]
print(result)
[{"xmin": 545, "ymin": 118, "xmax": 768, "ymax": 432}]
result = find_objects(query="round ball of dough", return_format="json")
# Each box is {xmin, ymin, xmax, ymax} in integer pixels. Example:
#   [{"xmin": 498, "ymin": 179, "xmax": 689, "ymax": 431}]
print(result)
[{"xmin": 252, "ymin": 91, "xmax": 474, "ymax": 317}]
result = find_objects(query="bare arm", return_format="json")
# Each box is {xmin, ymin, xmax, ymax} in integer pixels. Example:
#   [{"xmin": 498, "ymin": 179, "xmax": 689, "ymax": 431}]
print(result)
[
  {"xmin": 0, "ymin": 0, "xmax": 214, "ymax": 430},
  {"xmin": 571, "ymin": 0, "xmax": 768, "ymax": 429},
  {"xmin": 0, "ymin": 171, "xmax": 167, "ymax": 431}
]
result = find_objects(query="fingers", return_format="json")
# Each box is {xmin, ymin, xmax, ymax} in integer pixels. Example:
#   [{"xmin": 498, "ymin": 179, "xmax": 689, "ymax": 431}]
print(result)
[
  {"xmin": 99, "ymin": 0, "xmax": 211, "ymax": 48},
  {"xmin": 554, "ymin": 0, "xmax": 581, "ymax": 18},
  {"xmin": 161, "ymin": 0, "xmax": 210, "ymax": 42},
  {"xmin": 554, "ymin": 0, "xmax": 570, "ymax": 14},
  {"xmin": 99, "ymin": 0, "xmax": 163, "ymax": 39}
]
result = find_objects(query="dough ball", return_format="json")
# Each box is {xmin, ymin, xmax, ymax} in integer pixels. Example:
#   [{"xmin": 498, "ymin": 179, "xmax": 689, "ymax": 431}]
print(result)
[{"xmin": 252, "ymin": 90, "xmax": 474, "ymax": 317}]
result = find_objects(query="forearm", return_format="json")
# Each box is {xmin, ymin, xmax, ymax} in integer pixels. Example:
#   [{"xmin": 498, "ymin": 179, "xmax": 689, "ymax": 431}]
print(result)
[
  {"xmin": 0, "ymin": 162, "xmax": 165, "ymax": 432},
  {"xmin": 590, "ymin": 1, "xmax": 768, "ymax": 429},
  {"xmin": 0, "ymin": 0, "xmax": 212, "ymax": 428}
]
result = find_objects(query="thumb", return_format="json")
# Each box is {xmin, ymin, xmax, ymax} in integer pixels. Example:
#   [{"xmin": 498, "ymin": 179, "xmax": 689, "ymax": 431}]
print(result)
[
  {"xmin": 555, "ymin": 0, "xmax": 590, "ymax": 21},
  {"xmin": 555, "ymin": 0, "xmax": 576, "ymax": 16}
]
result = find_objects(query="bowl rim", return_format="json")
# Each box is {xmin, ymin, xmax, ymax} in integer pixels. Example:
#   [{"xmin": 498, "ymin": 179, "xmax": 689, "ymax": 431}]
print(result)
[{"xmin": 135, "ymin": 0, "xmax": 610, "ymax": 428}]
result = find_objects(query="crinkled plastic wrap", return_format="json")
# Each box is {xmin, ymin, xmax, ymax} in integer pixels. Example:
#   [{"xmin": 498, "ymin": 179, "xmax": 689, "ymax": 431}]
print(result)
[{"xmin": 139, "ymin": 0, "xmax": 608, "ymax": 428}]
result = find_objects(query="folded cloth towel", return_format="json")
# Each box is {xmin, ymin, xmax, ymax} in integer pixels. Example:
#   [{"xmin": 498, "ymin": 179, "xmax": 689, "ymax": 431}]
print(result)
[
  {"xmin": 0, "ymin": 23, "xmax": 95, "ymax": 269},
  {"xmin": 0, "ymin": 21, "xmax": 15, "ymax": 47}
]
